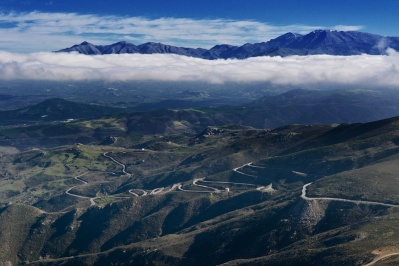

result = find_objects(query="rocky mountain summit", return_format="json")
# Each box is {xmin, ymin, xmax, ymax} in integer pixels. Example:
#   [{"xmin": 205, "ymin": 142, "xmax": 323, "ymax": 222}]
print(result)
[{"xmin": 56, "ymin": 30, "xmax": 399, "ymax": 58}]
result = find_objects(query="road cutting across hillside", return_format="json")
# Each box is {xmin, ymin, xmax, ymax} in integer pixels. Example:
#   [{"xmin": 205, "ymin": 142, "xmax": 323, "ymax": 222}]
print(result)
[{"xmin": 301, "ymin": 183, "xmax": 399, "ymax": 208}]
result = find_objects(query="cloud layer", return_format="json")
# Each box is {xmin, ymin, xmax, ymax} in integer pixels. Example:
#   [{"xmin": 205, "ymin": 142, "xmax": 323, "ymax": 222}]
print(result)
[
  {"xmin": 0, "ymin": 11, "xmax": 363, "ymax": 53},
  {"xmin": 0, "ymin": 50, "xmax": 398, "ymax": 87}
]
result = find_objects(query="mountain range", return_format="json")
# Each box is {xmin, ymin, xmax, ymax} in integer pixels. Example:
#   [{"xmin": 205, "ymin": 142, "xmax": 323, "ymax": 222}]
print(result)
[
  {"xmin": 3, "ymin": 89, "xmax": 399, "ymax": 151},
  {"xmin": 3, "ymin": 88, "xmax": 399, "ymax": 131},
  {"xmin": 56, "ymin": 30, "xmax": 399, "ymax": 58}
]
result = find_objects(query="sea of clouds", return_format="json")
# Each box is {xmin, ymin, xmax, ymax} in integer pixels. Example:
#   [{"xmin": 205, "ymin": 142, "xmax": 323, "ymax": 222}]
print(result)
[{"xmin": 0, "ymin": 50, "xmax": 398, "ymax": 87}]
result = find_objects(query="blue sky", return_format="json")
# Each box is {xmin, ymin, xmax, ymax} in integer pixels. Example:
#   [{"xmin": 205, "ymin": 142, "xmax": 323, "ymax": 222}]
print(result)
[
  {"xmin": 0, "ymin": 0, "xmax": 399, "ymax": 52},
  {"xmin": 1, "ymin": 1, "xmax": 399, "ymax": 86}
]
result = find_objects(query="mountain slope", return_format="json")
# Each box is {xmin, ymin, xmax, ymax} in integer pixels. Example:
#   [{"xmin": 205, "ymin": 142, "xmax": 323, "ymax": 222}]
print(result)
[
  {"xmin": 56, "ymin": 30, "xmax": 399, "ymax": 58},
  {"xmin": 2, "ymin": 116, "xmax": 399, "ymax": 265}
]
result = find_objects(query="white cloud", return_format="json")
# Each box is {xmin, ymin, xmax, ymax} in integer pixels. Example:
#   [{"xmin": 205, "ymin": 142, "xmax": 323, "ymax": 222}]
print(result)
[
  {"xmin": 0, "ymin": 50, "xmax": 398, "ymax": 87},
  {"xmin": 0, "ymin": 11, "xmax": 364, "ymax": 52},
  {"xmin": 331, "ymin": 25, "xmax": 364, "ymax": 32}
]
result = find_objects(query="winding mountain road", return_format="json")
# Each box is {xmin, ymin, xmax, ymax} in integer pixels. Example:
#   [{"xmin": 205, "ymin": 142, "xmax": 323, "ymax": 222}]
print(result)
[
  {"xmin": 233, "ymin": 164, "xmax": 258, "ymax": 177},
  {"xmin": 193, "ymin": 178, "xmax": 220, "ymax": 192},
  {"xmin": 63, "ymin": 160, "xmax": 272, "ymax": 206},
  {"xmin": 247, "ymin": 163, "xmax": 265, "ymax": 169},
  {"xmin": 176, "ymin": 176, "xmax": 273, "ymax": 194},
  {"xmin": 177, "ymin": 184, "xmax": 217, "ymax": 193},
  {"xmin": 301, "ymin": 183, "xmax": 399, "ymax": 208},
  {"xmin": 364, "ymin": 252, "xmax": 399, "ymax": 266},
  {"xmin": 103, "ymin": 152, "xmax": 131, "ymax": 176},
  {"xmin": 74, "ymin": 172, "xmax": 88, "ymax": 184},
  {"xmin": 65, "ymin": 172, "xmax": 99, "ymax": 206},
  {"xmin": 128, "ymin": 189, "xmax": 148, "ymax": 197},
  {"xmin": 150, "ymin": 187, "xmax": 165, "ymax": 195},
  {"xmin": 197, "ymin": 178, "xmax": 257, "ymax": 187}
]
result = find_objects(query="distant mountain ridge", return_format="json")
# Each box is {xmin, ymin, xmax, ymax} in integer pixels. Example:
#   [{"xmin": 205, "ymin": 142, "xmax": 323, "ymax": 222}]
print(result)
[
  {"xmin": 4, "ymin": 89, "xmax": 399, "ymax": 132},
  {"xmin": 56, "ymin": 30, "xmax": 399, "ymax": 59},
  {"xmin": 0, "ymin": 98, "xmax": 123, "ymax": 126}
]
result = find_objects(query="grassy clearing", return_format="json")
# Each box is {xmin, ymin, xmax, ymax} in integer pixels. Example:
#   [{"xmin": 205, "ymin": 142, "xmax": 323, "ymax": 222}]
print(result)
[
  {"xmin": 0, "ymin": 146, "xmax": 19, "ymax": 155},
  {"xmin": 0, "ymin": 180, "xmax": 25, "ymax": 201},
  {"xmin": 77, "ymin": 118, "xmax": 126, "ymax": 131},
  {"xmin": 0, "ymin": 144, "xmax": 126, "ymax": 206}
]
